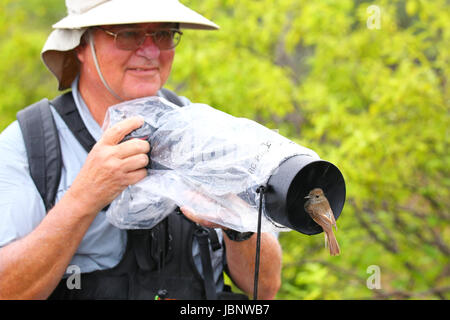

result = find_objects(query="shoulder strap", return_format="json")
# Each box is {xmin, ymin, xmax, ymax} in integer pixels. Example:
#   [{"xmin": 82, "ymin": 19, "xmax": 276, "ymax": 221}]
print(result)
[
  {"xmin": 17, "ymin": 99, "xmax": 62, "ymax": 212},
  {"xmin": 158, "ymin": 88, "xmax": 185, "ymax": 107},
  {"xmin": 194, "ymin": 225, "xmax": 219, "ymax": 300},
  {"xmin": 52, "ymin": 92, "xmax": 96, "ymax": 153}
]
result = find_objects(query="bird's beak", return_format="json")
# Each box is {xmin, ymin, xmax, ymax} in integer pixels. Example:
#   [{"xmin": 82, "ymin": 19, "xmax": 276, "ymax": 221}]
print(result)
[{"xmin": 304, "ymin": 195, "xmax": 310, "ymax": 199}]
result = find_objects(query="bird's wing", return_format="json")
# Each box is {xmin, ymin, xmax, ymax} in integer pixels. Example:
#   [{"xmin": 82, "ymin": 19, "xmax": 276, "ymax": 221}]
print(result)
[
  {"xmin": 327, "ymin": 207, "xmax": 337, "ymax": 230},
  {"xmin": 322, "ymin": 199, "xmax": 337, "ymax": 230},
  {"xmin": 307, "ymin": 204, "xmax": 334, "ymax": 230},
  {"xmin": 328, "ymin": 207, "xmax": 337, "ymax": 230}
]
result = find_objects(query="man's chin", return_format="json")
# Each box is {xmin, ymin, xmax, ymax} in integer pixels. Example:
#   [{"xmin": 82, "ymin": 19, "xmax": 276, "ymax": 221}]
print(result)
[{"xmin": 123, "ymin": 87, "xmax": 162, "ymax": 101}]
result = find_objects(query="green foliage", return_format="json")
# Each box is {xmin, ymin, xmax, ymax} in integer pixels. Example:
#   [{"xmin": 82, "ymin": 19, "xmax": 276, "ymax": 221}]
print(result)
[
  {"xmin": 171, "ymin": 0, "xmax": 449, "ymax": 300},
  {"xmin": 0, "ymin": 0, "xmax": 65, "ymax": 129},
  {"xmin": 1, "ymin": 0, "xmax": 448, "ymax": 299}
]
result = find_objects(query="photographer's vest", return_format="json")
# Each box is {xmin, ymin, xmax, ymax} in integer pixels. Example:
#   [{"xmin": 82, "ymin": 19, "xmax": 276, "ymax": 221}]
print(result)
[{"xmin": 16, "ymin": 90, "xmax": 247, "ymax": 300}]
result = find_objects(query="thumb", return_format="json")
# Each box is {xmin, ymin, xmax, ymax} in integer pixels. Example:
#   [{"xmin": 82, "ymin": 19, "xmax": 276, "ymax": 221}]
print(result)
[{"xmin": 100, "ymin": 117, "xmax": 144, "ymax": 146}]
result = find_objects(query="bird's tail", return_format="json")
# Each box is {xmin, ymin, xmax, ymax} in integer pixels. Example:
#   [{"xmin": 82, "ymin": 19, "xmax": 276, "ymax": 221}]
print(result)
[{"xmin": 325, "ymin": 229, "xmax": 340, "ymax": 256}]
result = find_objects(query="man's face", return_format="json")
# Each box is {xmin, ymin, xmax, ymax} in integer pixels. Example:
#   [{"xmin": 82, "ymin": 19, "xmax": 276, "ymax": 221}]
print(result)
[{"xmin": 77, "ymin": 23, "xmax": 176, "ymax": 101}]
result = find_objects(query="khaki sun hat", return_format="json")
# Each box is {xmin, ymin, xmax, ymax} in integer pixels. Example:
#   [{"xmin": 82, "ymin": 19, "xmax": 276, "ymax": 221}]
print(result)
[{"xmin": 42, "ymin": 0, "xmax": 219, "ymax": 90}]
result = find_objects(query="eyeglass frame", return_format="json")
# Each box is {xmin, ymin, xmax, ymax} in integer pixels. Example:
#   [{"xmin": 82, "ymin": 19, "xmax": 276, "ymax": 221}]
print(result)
[{"xmin": 94, "ymin": 26, "xmax": 183, "ymax": 51}]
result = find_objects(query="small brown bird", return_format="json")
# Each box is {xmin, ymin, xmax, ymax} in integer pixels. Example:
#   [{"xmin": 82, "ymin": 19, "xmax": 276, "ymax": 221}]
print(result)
[{"xmin": 304, "ymin": 188, "xmax": 340, "ymax": 256}]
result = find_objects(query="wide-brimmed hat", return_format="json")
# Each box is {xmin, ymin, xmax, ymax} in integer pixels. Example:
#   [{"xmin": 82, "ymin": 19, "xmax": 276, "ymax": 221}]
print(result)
[{"xmin": 42, "ymin": 0, "xmax": 219, "ymax": 90}]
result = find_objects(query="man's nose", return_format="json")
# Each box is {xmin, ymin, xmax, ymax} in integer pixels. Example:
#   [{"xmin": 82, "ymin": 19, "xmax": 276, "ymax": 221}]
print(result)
[{"xmin": 136, "ymin": 35, "xmax": 160, "ymax": 59}]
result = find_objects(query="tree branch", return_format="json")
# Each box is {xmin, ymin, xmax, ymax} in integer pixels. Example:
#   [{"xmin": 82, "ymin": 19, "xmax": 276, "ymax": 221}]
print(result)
[{"xmin": 397, "ymin": 205, "xmax": 450, "ymax": 255}]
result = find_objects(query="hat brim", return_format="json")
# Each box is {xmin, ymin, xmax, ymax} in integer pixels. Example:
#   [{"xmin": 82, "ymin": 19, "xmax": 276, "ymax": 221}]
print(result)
[
  {"xmin": 42, "ymin": 0, "xmax": 219, "ymax": 90},
  {"xmin": 53, "ymin": 0, "xmax": 219, "ymax": 30}
]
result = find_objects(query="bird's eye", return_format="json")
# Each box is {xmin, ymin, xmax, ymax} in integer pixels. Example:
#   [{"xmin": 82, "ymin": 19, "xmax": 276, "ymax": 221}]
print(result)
[{"xmin": 315, "ymin": 195, "xmax": 319, "ymax": 198}]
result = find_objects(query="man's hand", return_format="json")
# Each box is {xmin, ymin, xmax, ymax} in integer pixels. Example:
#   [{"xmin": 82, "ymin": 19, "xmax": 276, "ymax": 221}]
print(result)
[
  {"xmin": 67, "ymin": 117, "xmax": 150, "ymax": 214},
  {"xmin": 180, "ymin": 206, "xmax": 224, "ymax": 229},
  {"xmin": 0, "ymin": 116, "xmax": 151, "ymax": 299}
]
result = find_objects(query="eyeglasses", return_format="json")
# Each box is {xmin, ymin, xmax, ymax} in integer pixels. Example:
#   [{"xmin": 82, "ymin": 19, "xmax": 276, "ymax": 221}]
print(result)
[{"xmin": 95, "ymin": 26, "xmax": 183, "ymax": 51}]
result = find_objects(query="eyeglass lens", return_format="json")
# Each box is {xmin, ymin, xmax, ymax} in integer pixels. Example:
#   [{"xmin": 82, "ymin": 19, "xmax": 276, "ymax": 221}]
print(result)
[{"xmin": 116, "ymin": 29, "xmax": 181, "ymax": 50}]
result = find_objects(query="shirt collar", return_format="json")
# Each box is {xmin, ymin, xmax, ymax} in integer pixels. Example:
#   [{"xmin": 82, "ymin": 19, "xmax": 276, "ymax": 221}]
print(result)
[{"xmin": 70, "ymin": 76, "xmax": 103, "ymax": 141}]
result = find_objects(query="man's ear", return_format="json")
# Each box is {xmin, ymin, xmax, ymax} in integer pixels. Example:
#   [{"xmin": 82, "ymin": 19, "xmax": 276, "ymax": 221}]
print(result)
[
  {"xmin": 75, "ymin": 45, "xmax": 84, "ymax": 62},
  {"xmin": 75, "ymin": 31, "xmax": 90, "ymax": 62}
]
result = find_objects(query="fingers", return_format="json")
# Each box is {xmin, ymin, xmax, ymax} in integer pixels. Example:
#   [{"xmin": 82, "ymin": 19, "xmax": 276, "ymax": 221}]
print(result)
[
  {"xmin": 125, "ymin": 168, "xmax": 148, "ymax": 186},
  {"xmin": 100, "ymin": 117, "xmax": 144, "ymax": 146},
  {"xmin": 116, "ymin": 138, "xmax": 150, "ymax": 159},
  {"xmin": 72, "ymin": 117, "xmax": 150, "ymax": 212},
  {"xmin": 100, "ymin": 117, "xmax": 150, "ymax": 162},
  {"xmin": 180, "ymin": 206, "xmax": 225, "ymax": 229},
  {"xmin": 121, "ymin": 153, "xmax": 149, "ymax": 172}
]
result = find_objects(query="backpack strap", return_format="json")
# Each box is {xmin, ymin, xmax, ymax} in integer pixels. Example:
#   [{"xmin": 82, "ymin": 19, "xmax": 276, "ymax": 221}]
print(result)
[
  {"xmin": 17, "ymin": 99, "xmax": 62, "ymax": 212},
  {"xmin": 194, "ymin": 225, "xmax": 218, "ymax": 300},
  {"xmin": 52, "ymin": 92, "xmax": 96, "ymax": 153},
  {"xmin": 158, "ymin": 88, "xmax": 185, "ymax": 107}
]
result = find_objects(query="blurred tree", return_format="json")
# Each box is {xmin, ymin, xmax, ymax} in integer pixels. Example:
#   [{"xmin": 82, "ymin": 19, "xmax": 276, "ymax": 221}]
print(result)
[
  {"xmin": 1, "ymin": 0, "xmax": 448, "ymax": 299},
  {"xmin": 0, "ymin": 0, "xmax": 65, "ymax": 129},
  {"xmin": 170, "ymin": 0, "xmax": 449, "ymax": 300}
]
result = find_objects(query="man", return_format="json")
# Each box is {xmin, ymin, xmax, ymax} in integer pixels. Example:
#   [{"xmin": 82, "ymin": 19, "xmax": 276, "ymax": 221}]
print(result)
[{"xmin": 0, "ymin": 0, "xmax": 282, "ymax": 299}]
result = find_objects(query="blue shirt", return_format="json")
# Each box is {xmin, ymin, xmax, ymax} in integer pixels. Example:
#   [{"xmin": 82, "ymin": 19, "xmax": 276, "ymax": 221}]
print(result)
[{"xmin": 0, "ymin": 77, "xmax": 224, "ymax": 289}]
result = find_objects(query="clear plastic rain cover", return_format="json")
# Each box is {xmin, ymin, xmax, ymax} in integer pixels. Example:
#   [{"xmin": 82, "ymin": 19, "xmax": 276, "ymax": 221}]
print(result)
[{"xmin": 102, "ymin": 97, "xmax": 320, "ymax": 233}]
